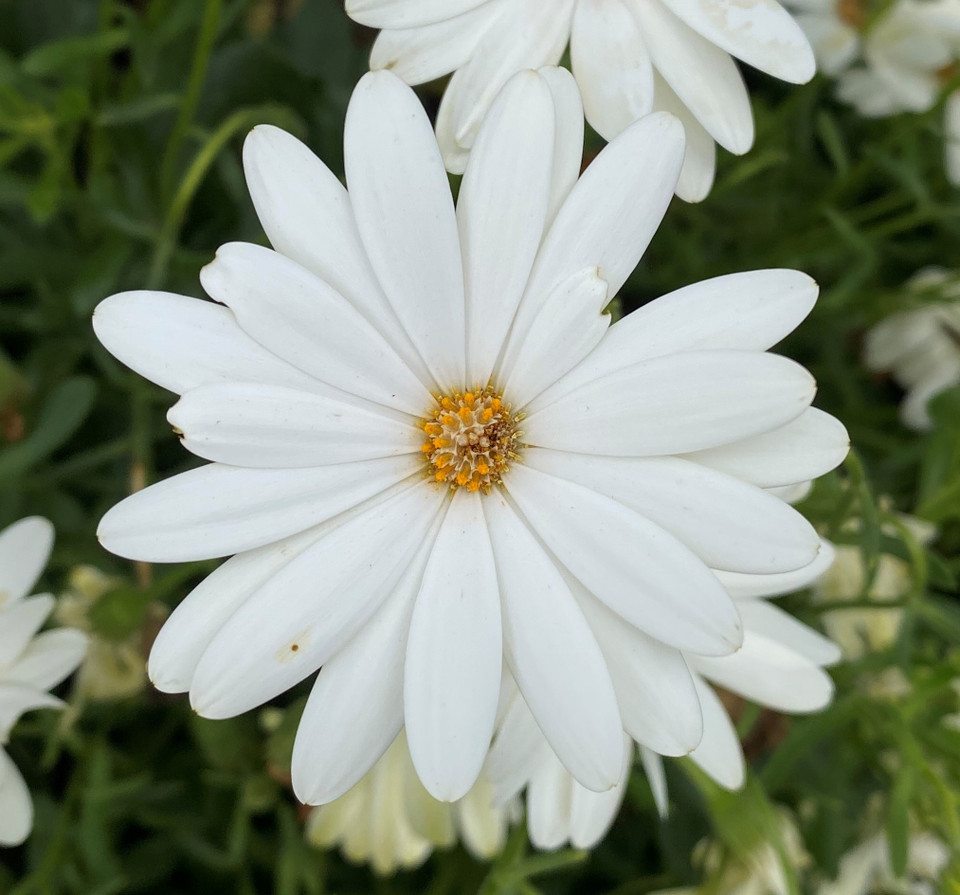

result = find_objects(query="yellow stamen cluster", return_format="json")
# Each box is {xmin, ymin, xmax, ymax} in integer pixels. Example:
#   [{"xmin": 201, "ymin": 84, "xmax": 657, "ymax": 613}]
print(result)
[{"xmin": 421, "ymin": 389, "xmax": 521, "ymax": 492}]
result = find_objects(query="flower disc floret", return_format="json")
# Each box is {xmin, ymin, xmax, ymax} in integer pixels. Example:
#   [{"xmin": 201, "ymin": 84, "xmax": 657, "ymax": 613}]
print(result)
[{"xmin": 421, "ymin": 389, "xmax": 521, "ymax": 492}]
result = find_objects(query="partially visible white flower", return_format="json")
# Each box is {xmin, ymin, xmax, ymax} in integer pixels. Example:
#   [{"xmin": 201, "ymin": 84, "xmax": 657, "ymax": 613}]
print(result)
[
  {"xmin": 349, "ymin": 0, "xmax": 818, "ymax": 202},
  {"xmin": 486, "ymin": 544, "xmax": 840, "ymax": 849},
  {"xmin": 54, "ymin": 566, "xmax": 148, "ymax": 702},
  {"xmin": 652, "ymin": 808, "xmax": 808, "ymax": 895},
  {"xmin": 817, "ymin": 832, "xmax": 950, "ymax": 895},
  {"xmin": 789, "ymin": 0, "xmax": 861, "ymax": 74},
  {"xmin": 306, "ymin": 732, "xmax": 513, "ymax": 875},
  {"xmin": 792, "ymin": 0, "xmax": 960, "ymax": 183},
  {"xmin": 0, "ymin": 517, "xmax": 87, "ymax": 847},
  {"xmin": 815, "ymin": 514, "xmax": 936, "ymax": 659},
  {"xmin": 835, "ymin": 0, "xmax": 960, "ymax": 116},
  {"xmin": 864, "ymin": 269, "xmax": 960, "ymax": 430}
]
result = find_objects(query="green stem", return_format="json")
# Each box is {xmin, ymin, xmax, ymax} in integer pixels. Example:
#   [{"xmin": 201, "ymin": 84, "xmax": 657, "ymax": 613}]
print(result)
[
  {"xmin": 158, "ymin": 0, "xmax": 222, "ymax": 201},
  {"xmin": 147, "ymin": 107, "xmax": 267, "ymax": 289}
]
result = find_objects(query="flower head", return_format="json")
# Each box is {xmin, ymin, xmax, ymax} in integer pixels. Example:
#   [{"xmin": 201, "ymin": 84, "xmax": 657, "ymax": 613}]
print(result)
[
  {"xmin": 0, "ymin": 517, "xmax": 87, "ymax": 847},
  {"xmin": 348, "ymin": 0, "xmax": 818, "ymax": 201},
  {"xmin": 94, "ymin": 69, "xmax": 847, "ymax": 806}
]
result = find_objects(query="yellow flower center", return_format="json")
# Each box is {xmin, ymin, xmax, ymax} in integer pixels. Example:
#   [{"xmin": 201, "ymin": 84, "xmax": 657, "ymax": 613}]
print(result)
[{"xmin": 420, "ymin": 389, "xmax": 521, "ymax": 492}]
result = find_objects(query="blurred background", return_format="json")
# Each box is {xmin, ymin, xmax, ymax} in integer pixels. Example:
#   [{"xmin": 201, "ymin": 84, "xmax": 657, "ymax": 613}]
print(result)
[{"xmin": 1, "ymin": 0, "xmax": 959, "ymax": 892}]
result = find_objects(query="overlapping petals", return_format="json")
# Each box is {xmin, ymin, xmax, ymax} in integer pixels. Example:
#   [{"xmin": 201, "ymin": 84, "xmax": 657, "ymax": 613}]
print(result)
[
  {"xmin": 94, "ymin": 68, "xmax": 847, "ymax": 807},
  {"xmin": 486, "ymin": 545, "xmax": 841, "ymax": 845},
  {"xmin": 354, "ymin": 0, "xmax": 816, "ymax": 200},
  {"xmin": 0, "ymin": 518, "xmax": 87, "ymax": 847}
]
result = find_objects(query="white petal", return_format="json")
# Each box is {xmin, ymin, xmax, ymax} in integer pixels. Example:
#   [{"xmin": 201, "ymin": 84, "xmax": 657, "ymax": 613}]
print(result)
[
  {"xmin": 0, "ymin": 517, "xmax": 53, "ymax": 606},
  {"xmin": 98, "ymin": 456, "xmax": 419, "ymax": 562},
  {"xmin": 539, "ymin": 66, "xmax": 586, "ymax": 223},
  {"xmin": 504, "ymin": 464, "xmax": 742, "ymax": 656},
  {"xmin": 0, "ymin": 595, "xmax": 54, "ymax": 668},
  {"xmin": 188, "ymin": 481, "xmax": 446, "ymax": 718},
  {"xmin": 654, "ymin": 72, "xmax": 717, "ymax": 203},
  {"xmin": 6, "ymin": 629, "xmax": 87, "ymax": 691},
  {"xmin": 405, "ymin": 490, "xmax": 502, "ymax": 801},
  {"xmin": 498, "ymin": 111, "xmax": 684, "ymax": 376},
  {"xmin": 435, "ymin": 68, "xmax": 480, "ymax": 175},
  {"xmin": 569, "ymin": 734, "xmax": 631, "ymax": 848},
  {"xmin": 347, "ymin": 0, "xmax": 491, "ymax": 29},
  {"xmin": 688, "ymin": 675, "xmax": 745, "ymax": 789},
  {"xmin": 571, "ymin": 0, "xmax": 654, "ymax": 141},
  {"xmin": 200, "ymin": 243, "xmax": 431, "ymax": 415},
  {"xmin": 639, "ymin": 747, "xmax": 670, "ymax": 818},
  {"xmin": 525, "ymin": 350, "xmax": 816, "ymax": 457},
  {"xmin": 369, "ymin": 3, "xmax": 505, "ymax": 85},
  {"xmin": 717, "ymin": 540, "xmax": 837, "ymax": 599},
  {"xmin": 0, "ymin": 682, "xmax": 62, "ymax": 741},
  {"xmin": 629, "ymin": 0, "xmax": 754, "ymax": 154},
  {"xmin": 459, "ymin": 70, "xmax": 555, "ymax": 385},
  {"xmin": 529, "ymin": 269, "xmax": 818, "ymax": 411},
  {"xmin": 505, "ymin": 268, "xmax": 609, "ymax": 408},
  {"xmin": 345, "ymin": 71, "xmax": 466, "ymax": 390},
  {"xmin": 738, "ymin": 599, "xmax": 842, "ymax": 666},
  {"xmin": 658, "ymin": 0, "xmax": 816, "ymax": 83},
  {"xmin": 690, "ymin": 628, "xmax": 835, "ymax": 712},
  {"xmin": 484, "ymin": 691, "xmax": 545, "ymax": 803},
  {"xmin": 524, "ymin": 449, "xmax": 820, "ymax": 574},
  {"xmin": 484, "ymin": 491, "xmax": 623, "ymax": 792},
  {"xmin": 0, "ymin": 748, "xmax": 32, "ymax": 846},
  {"xmin": 148, "ymin": 525, "xmax": 329, "ymax": 693},
  {"xmin": 168, "ymin": 383, "xmax": 420, "ymax": 468},
  {"xmin": 527, "ymin": 748, "xmax": 574, "ymax": 850},
  {"xmin": 576, "ymin": 587, "xmax": 703, "ymax": 755},
  {"xmin": 242, "ymin": 126, "xmax": 431, "ymax": 384},
  {"xmin": 456, "ymin": 778, "xmax": 510, "ymax": 859},
  {"xmin": 686, "ymin": 407, "xmax": 849, "ymax": 488},
  {"xmin": 442, "ymin": 1, "xmax": 575, "ymax": 153},
  {"xmin": 93, "ymin": 292, "xmax": 317, "ymax": 396},
  {"xmin": 291, "ymin": 523, "xmax": 439, "ymax": 805}
]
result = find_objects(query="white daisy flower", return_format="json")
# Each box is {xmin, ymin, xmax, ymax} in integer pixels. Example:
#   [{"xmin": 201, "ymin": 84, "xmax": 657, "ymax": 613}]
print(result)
[
  {"xmin": 486, "ymin": 543, "xmax": 840, "ymax": 848},
  {"xmin": 0, "ymin": 517, "xmax": 87, "ymax": 847},
  {"xmin": 834, "ymin": 0, "xmax": 960, "ymax": 118},
  {"xmin": 864, "ymin": 269, "xmax": 960, "ymax": 430},
  {"xmin": 787, "ymin": 0, "xmax": 861, "ymax": 75},
  {"xmin": 817, "ymin": 831, "xmax": 950, "ymax": 895},
  {"xmin": 348, "ymin": 0, "xmax": 817, "ymax": 202},
  {"xmin": 306, "ymin": 731, "xmax": 513, "ymax": 874},
  {"xmin": 93, "ymin": 68, "xmax": 848, "ymax": 806}
]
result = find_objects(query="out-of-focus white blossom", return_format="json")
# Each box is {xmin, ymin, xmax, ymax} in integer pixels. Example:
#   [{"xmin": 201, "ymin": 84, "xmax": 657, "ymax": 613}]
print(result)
[
  {"xmin": 55, "ymin": 566, "xmax": 148, "ymax": 702},
  {"xmin": 815, "ymin": 515, "xmax": 936, "ymax": 659},
  {"xmin": 817, "ymin": 832, "xmax": 950, "ymax": 895},
  {"xmin": 652, "ymin": 808, "xmax": 809, "ymax": 895},
  {"xmin": 305, "ymin": 733, "xmax": 514, "ymax": 875},
  {"xmin": 864, "ymin": 270, "xmax": 960, "ymax": 430}
]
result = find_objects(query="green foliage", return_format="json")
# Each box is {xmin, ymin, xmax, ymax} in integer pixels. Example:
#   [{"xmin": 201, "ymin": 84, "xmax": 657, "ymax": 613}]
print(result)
[{"xmin": 0, "ymin": 0, "xmax": 958, "ymax": 893}]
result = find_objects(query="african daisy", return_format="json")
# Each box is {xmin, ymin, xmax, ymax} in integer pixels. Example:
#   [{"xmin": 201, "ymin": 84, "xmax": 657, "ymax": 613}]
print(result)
[
  {"xmin": 93, "ymin": 68, "xmax": 848, "ymax": 806},
  {"xmin": 348, "ymin": 0, "xmax": 818, "ymax": 201}
]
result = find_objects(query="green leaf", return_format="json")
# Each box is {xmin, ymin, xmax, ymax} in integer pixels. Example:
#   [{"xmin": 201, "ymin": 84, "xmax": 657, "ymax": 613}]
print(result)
[
  {"xmin": 20, "ymin": 28, "xmax": 130, "ymax": 77},
  {"xmin": 886, "ymin": 764, "xmax": 915, "ymax": 878},
  {"xmin": 0, "ymin": 376, "xmax": 96, "ymax": 482}
]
